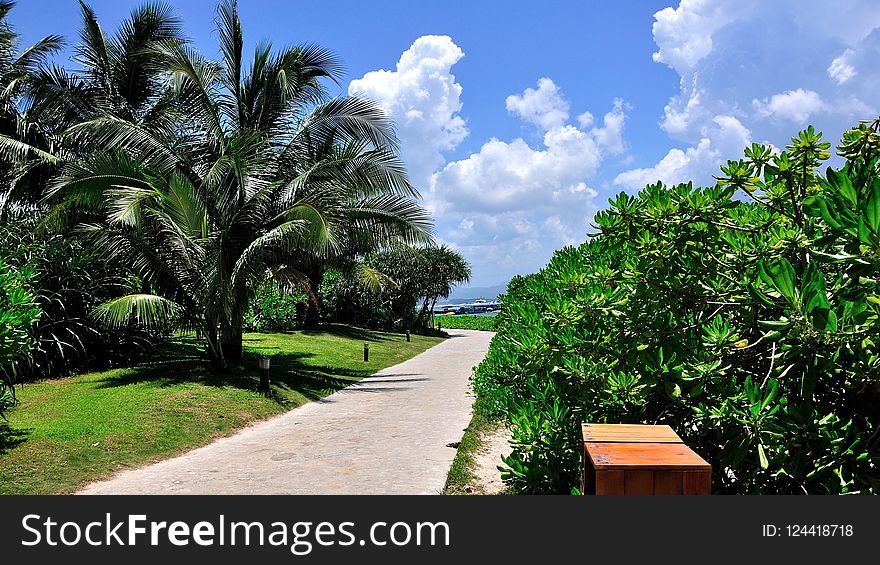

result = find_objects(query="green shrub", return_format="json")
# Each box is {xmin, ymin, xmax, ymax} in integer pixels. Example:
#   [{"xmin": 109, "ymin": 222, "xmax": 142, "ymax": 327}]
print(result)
[
  {"xmin": 1, "ymin": 216, "xmax": 156, "ymax": 380},
  {"xmin": 245, "ymin": 281, "xmax": 308, "ymax": 332},
  {"xmin": 435, "ymin": 314, "xmax": 498, "ymax": 331},
  {"xmin": 474, "ymin": 121, "xmax": 880, "ymax": 494},
  {"xmin": 320, "ymin": 270, "xmax": 392, "ymax": 329},
  {"xmin": 0, "ymin": 258, "xmax": 40, "ymax": 415}
]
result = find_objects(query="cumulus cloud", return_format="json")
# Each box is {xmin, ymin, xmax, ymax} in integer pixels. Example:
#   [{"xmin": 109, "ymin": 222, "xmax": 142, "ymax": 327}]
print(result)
[
  {"xmin": 752, "ymin": 89, "xmax": 824, "ymax": 123},
  {"xmin": 618, "ymin": 0, "xmax": 880, "ymax": 190},
  {"xmin": 615, "ymin": 115, "xmax": 750, "ymax": 189},
  {"xmin": 591, "ymin": 99, "xmax": 630, "ymax": 155},
  {"xmin": 350, "ymin": 48, "xmax": 630, "ymax": 285},
  {"xmin": 828, "ymin": 49, "xmax": 857, "ymax": 84},
  {"xmin": 505, "ymin": 77, "xmax": 570, "ymax": 131},
  {"xmin": 429, "ymin": 80, "xmax": 630, "ymax": 282},
  {"xmin": 651, "ymin": 0, "xmax": 745, "ymax": 74},
  {"xmin": 348, "ymin": 35, "xmax": 468, "ymax": 193}
]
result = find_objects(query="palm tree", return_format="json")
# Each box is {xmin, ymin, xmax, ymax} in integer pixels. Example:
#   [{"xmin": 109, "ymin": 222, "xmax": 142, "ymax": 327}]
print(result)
[
  {"xmin": 0, "ymin": 0, "xmax": 63, "ymax": 213},
  {"xmin": 47, "ymin": 0, "xmax": 432, "ymax": 368},
  {"xmin": 0, "ymin": 1, "xmax": 184, "ymax": 213},
  {"xmin": 416, "ymin": 246, "xmax": 472, "ymax": 327}
]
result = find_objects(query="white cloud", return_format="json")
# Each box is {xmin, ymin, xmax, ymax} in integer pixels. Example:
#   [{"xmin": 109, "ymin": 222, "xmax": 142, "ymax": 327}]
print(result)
[
  {"xmin": 433, "ymin": 127, "xmax": 601, "ymax": 215},
  {"xmin": 577, "ymin": 111, "xmax": 594, "ymax": 128},
  {"xmin": 619, "ymin": 1, "xmax": 880, "ymax": 190},
  {"xmin": 752, "ymin": 89, "xmax": 824, "ymax": 123},
  {"xmin": 828, "ymin": 49, "xmax": 857, "ymax": 84},
  {"xmin": 591, "ymin": 99, "xmax": 630, "ymax": 155},
  {"xmin": 615, "ymin": 115, "xmax": 750, "ymax": 189},
  {"xmin": 350, "ymin": 49, "xmax": 631, "ymax": 285},
  {"xmin": 431, "ymin": 81, "xmax": 628, "ymax": 283},
  {"xmin": 651, "ymin": 0, "xmax": 745, "ymax": 74},
  {"xmin": 505, "ymin": 77, "xmax": 570, "ymax": 131},
  {"xmin": 348, "ymin": 35, "xmax": 468, "ymax": 193}
]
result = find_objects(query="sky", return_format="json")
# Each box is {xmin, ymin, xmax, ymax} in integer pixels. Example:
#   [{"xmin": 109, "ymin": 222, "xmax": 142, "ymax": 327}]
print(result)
[{"xmin": 11, "ymin": 0, "xmax": 880, "ymax": 288}]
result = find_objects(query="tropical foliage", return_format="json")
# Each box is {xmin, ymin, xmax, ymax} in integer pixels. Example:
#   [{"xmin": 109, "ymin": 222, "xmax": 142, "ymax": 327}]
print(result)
[
  {"xmin": 245, "ymin": 281, "xmax": 308, "ymax": 332},
  {"xmin": 31, "ymin": 0, "xmax": 431, "ymax": 368},
  {"xmin": 319, "ymin": 246, "xmax": 471, "ymax": 332},
  {"xmin": 0, "ymin": 256, "xmax": 38, "ymax": 415},
  {"xmin": 475, "ymin": 121, "xmax": 880, "ymax": 494},
  {"xmin": 0, "ymin": 214, "xmax": 155, "ymax": 380}
]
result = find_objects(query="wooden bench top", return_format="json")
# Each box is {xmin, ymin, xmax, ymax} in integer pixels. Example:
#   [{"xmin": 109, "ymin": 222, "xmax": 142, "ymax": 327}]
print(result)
[
  {"xmin": 581, "ymin": 423, "xmax": 682, "ymax": 443},
  {"xmin": 585, "ymin": 441, "xmax": 711, "ymax": 470}
]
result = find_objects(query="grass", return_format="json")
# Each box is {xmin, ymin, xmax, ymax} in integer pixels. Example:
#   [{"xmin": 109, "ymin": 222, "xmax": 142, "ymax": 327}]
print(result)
[
  {"xmin": 0, "ymin": 324, "xmax": 442, "ymax": 495},
  {"xmin": 443, "ymin": 397, "xmax": 504, "ymax": 495},
  {"xmin": 435, "ymin": 314, "xmax": 498, "ymax": 331}
]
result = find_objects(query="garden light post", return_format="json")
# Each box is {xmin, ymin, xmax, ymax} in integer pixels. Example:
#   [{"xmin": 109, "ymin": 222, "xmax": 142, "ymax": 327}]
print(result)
[
  {"xmin": 259, "ymin": 357, "xmax": 271, "ymax": 392},
  {"xmin": 363, "ymin": 343, "xmax": 369, "ymax": 362},
  {"xmin": 406, "ymin": 329, "xmax": 411, "ymax": 343}
]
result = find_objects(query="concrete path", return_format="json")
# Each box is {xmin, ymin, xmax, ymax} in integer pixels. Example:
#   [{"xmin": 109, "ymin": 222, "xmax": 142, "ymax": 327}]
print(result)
[{"xmin": 78, "ymin": 330, "xmax": 494, "ymax": 495}]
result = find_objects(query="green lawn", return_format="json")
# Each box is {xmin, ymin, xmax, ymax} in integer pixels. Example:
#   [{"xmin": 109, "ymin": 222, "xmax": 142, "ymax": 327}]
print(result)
[
  {"xmin": 0, "ymin": 325, "xmax": 443, "ymax": 495},
  {"xmin": 436, "ymin": 314, "xmax": 498, "ymax": 331}
]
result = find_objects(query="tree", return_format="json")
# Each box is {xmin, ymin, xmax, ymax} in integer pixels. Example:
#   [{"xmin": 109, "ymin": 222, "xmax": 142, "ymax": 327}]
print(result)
[
  {"xmin": 46, "ymin": 0, "xmax": 431, "ymax": 368},
  {"xmin": 0, "ymin": 0, "xmax": 63, "ymax": 213},
  {"xmin": 415, "ymin": 245, "xmax": 471, "ymax": 327},
  {"xmin": 364, "ymin": 245, "xmax": 471, "ymax": 331}
]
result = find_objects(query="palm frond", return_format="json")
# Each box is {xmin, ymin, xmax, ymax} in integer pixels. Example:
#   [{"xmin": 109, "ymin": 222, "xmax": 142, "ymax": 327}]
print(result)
[
  {"xmin": 93, "ymin": 293, "xmax": 183, "ymax": 328},
  {"xmin": 294, "ymin": 97, "xmax": 398, "ymax": 150}
]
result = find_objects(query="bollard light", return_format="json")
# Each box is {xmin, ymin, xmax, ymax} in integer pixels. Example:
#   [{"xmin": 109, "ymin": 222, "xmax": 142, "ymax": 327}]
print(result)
[
  {"xmin": 363, "ymin": 342, "xmax": 369, "ymax": 362},
  {"xmin": 406, "ymin": 329, "xmax": 411, "ymax": 343},
  {"xmin": 259, "ymin": 356, "xmax": 271, "ymax": 392}
]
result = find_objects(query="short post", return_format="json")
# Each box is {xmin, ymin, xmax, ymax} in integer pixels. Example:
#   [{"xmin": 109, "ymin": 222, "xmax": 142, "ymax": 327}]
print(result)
[
  {"xmin": 363, "ymin": 342, "xmax": 369, "ymax": 362},
  {"xmin": 437, "ymin": 320, "xmax": 441, "ymax": 332},
  {"xmin": 406, "ymin": 329, "xmax": 411, "ymax": 343},
  {"xmin": 259, "ymin": 356, "xmax": 271, "ymax": 392}
]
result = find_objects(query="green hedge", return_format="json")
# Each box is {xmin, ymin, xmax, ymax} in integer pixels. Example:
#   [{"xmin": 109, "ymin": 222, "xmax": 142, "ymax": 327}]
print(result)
[{"xmin": 473, "ymin": 122, "xmax": 880, "ymax": 494}]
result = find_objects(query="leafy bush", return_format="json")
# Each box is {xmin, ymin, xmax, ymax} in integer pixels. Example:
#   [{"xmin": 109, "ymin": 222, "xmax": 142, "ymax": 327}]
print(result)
[
  {"xmin": 474, "ymin": 121, "xmax": 880, "ymax": 494},
  {"xmin": 320, "ymin": 270, "xmax": 392, "ymax": 329},
  {"xmin": 0, "ymin": 258, "xmax": 40, "ymax": 415},
  {"xmin": 245, "ymin": 281, "xmax": 308, "ymax": 332},
  {"xmin": 435, "ymin": 314, "xmax": 498, "ymax": 331},
  {"xmin": 0, "ymin": 216, "xmax": 156, "ymax": 380},
  {"xmin": 320, "ymin": 247, "xmax": 471, "ymax": 333}
]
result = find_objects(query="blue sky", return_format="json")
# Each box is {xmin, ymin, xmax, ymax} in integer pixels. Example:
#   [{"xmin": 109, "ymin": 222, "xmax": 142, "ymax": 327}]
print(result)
[{"xmin": 11, "ymin": 0, "xmax": 880, "ymax": 288}]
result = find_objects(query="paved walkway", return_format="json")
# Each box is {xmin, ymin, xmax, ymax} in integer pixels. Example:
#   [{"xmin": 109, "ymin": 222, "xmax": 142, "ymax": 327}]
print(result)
[{"xmin": 78, "ymin": 330, "xmax": 494, "ymax": 495}]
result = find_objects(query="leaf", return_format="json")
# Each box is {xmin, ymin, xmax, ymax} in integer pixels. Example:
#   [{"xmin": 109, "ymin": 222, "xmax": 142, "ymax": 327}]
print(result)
[
  {"xmin": 801, "ymin": 262, "xmax": 830, "ymax": 316},
  {"xmin": 664, "ymin": 381, "xmax": 682, "ymax": 399},
  {"xmin": 864, "ymin": 176, "xmax": 880, "ymax": 234},
  {"xmin": 758, "ymin": 443, "xmax": 769, "ymax": 470},
  {"xmin": 831, "ymin": 168, "xmax": 857, "ymax": 207},
  {"xmin": 759, "ymin": 258, "xmax": 797, "ymax": 302}
]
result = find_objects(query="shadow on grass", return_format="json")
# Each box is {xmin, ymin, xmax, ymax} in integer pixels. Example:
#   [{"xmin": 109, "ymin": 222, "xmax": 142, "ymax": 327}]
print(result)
[
  {"xmin": 0, "ymin": 423, "xmax": 29, "ymax": 455},
  {"xmin": 296, "ymin": 323, "xmax": 401, "ymax": 343},
  {"xmin": 95, "ymin": 327, "xmax": 384, "ymax": 403}
]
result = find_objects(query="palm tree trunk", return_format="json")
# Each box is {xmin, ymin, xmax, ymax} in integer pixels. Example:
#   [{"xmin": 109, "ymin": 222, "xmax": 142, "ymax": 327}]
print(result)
[
  {"xmin": 303, "ymin": 270, "xmax": 324, "ymax": 327},
  {"xmin": 221, "ymin": 325, "xmax": 243, "ymax": 361}
]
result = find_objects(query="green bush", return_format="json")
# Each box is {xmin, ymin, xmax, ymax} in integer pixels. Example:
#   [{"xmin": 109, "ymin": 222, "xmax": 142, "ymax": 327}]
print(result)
[
  {"xmin": 320, "ymin": 270, "xmax": 392, "ymax": 329},
  {"xmin": 0, "ymin": 258, "xmax": 40, "ymax": 415},
  {"xmin": 1, "ymin": 216, "xmax": 156, "ymax": 380},
  {"xmin": 245, "ymin": 281, "xmax": 308, "ymax": 332},
  {"xmin": 474, "ymin": 121, "xmax": 880, "ymax": 494},
  {"xmin": 435, "ymin": 314, "xmax": 498, "ymax": 331}
]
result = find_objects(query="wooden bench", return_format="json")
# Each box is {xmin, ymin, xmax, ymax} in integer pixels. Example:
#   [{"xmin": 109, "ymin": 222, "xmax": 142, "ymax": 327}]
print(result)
[{"xmin": 581, "ymin": 424, "xmax": 711, "ymax": 495}]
